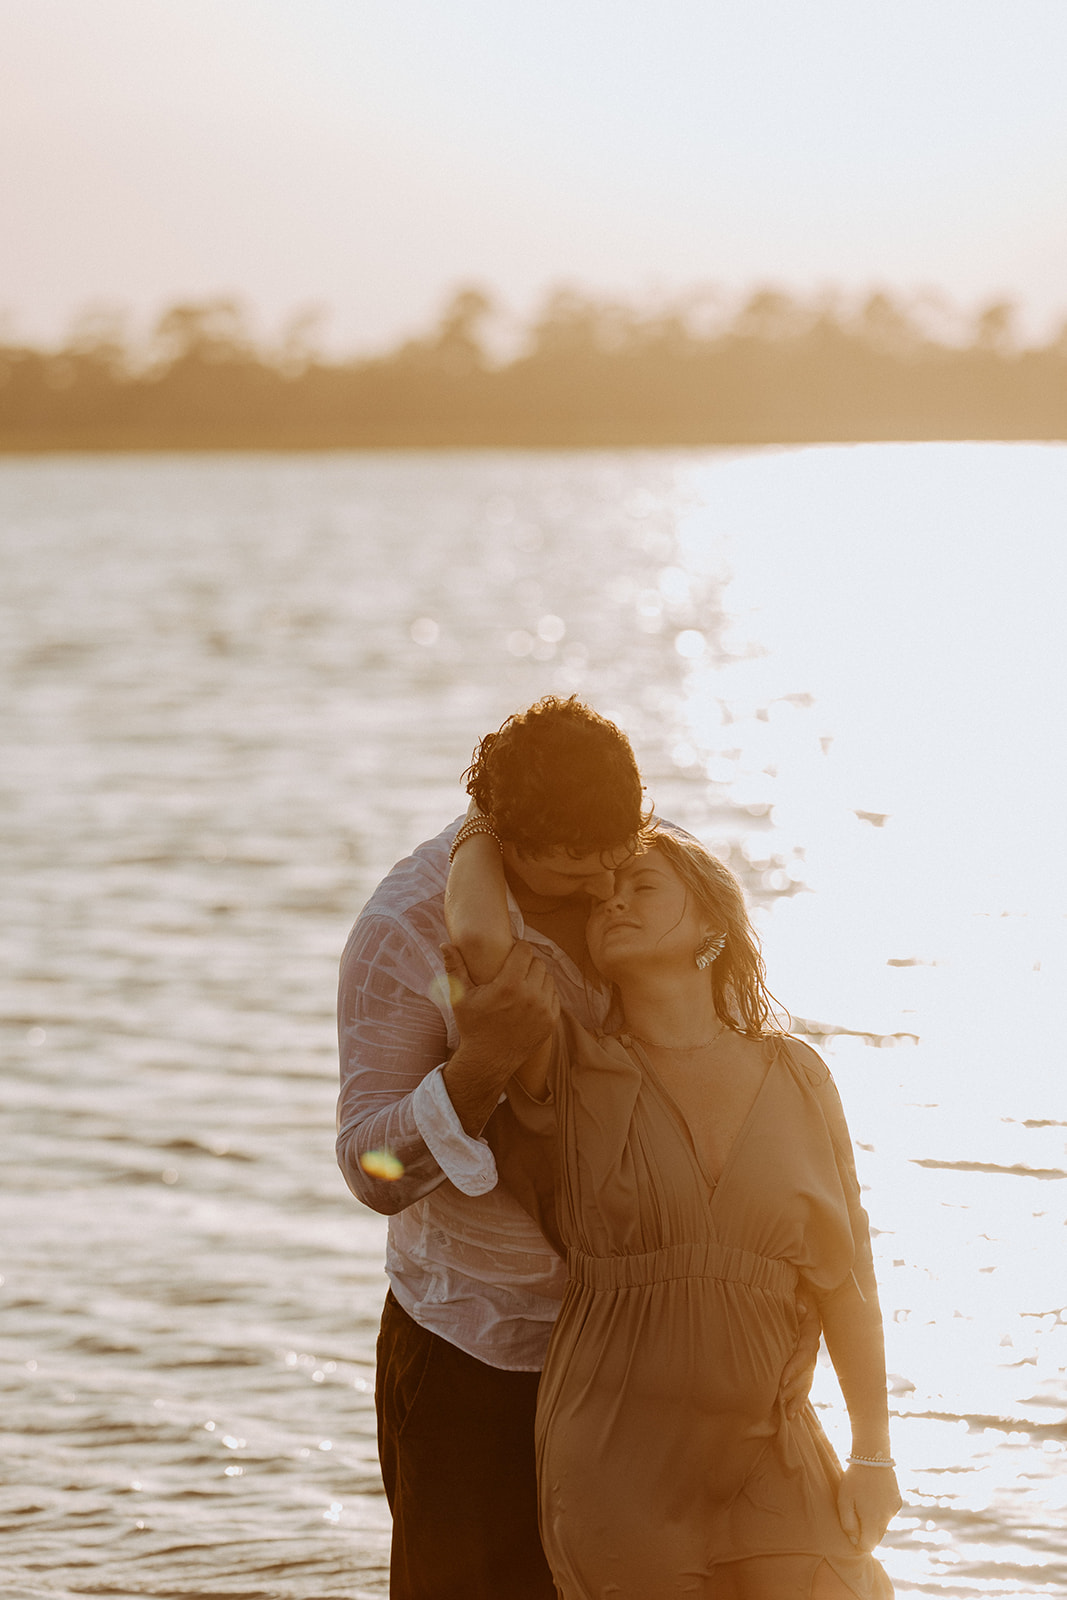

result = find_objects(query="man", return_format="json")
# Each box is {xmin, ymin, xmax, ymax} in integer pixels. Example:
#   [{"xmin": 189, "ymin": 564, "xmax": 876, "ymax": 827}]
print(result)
[{"xmin": 336, "ymin": 696, "xmax": 644, "ymax": 1600}]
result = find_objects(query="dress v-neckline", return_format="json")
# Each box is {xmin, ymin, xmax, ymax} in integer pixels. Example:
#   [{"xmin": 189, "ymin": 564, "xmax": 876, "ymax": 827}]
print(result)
[{"xmin": 624, "ymin": 1036, "xmax": 773, "ymax": 1201}]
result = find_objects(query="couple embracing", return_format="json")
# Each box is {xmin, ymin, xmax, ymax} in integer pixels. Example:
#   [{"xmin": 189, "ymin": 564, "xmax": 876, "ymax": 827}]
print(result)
[{"xmin": 337, "ymin": 696, "xmax": 899, "ymax": 1600}]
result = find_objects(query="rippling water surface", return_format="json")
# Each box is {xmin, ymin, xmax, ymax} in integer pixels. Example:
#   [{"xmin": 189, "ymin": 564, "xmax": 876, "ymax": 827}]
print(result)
[{"xmin": 2, "ymin": 446, "xmax": 1065, "ymax": 1597}]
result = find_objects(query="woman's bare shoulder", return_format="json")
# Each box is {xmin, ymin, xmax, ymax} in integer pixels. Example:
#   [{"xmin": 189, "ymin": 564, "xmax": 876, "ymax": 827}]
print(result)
[
  {"xmin": 726, "ymin": 1029, "xmax": 775, "ymax": 1063},
  {"xmin": 770, "ymin": 1031, "xmax": 833, "ymax": 1084}
]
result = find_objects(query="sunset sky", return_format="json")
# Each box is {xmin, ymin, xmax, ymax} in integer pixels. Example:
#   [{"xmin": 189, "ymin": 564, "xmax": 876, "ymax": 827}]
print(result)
[{"xmin": 4, "ymin": 0, "xmax": 1067, "ymax": 352}]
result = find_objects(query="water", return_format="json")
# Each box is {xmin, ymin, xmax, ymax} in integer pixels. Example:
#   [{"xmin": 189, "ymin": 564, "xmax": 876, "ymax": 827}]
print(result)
[{"xmin": 2, "ymin": 445, "xmax": 1064, "ymax": 1597}]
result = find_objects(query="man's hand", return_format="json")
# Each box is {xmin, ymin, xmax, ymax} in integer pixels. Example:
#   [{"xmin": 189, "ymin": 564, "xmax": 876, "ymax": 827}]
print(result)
[
  {"xmin": 443, "ymin": 941, "xmax": 559, "ymax": 1063},
  {"xmin": 780, "ymin": 1290, "xmax": 821, "ymax": 1420},
  {"xmin": 440, "ymin": 942, "xmax": 559, "ymax": 1136}
]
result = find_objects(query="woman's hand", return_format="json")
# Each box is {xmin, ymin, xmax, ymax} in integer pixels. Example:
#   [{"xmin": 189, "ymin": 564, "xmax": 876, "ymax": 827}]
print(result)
[{"xmin": 837, "ymin": 1463, "xmax": 902, "ymax": 1552}]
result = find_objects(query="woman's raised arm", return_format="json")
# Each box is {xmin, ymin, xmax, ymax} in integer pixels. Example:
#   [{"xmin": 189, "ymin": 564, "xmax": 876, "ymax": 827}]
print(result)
[
  {"xmin": 444, "ymin": 812, "xmax": 555, "ymax": 1100},
  {"xmin": 444, "ymin": 812, "xmax": 514, "ymax": 982}
]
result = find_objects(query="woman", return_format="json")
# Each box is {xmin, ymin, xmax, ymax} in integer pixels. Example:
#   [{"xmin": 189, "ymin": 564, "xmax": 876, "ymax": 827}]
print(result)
[{"xmin": 444, "ymin": 818, "xmax": 901, "ymax": 1599}]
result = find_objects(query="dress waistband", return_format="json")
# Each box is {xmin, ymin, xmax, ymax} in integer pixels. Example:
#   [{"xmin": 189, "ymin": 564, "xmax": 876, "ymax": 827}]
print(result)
[{"xmin": 567, "ymin": 1241, "xmax": 798, "ymax": 1297}]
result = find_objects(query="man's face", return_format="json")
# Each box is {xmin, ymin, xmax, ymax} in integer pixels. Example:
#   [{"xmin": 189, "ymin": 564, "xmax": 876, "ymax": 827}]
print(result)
[{"xmin": 502, "ymin": 841, "xmax": 635, "ymax": 903}]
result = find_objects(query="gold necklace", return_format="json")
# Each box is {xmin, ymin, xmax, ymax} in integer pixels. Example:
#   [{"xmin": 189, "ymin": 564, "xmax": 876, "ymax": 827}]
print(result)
[{"xmin": 627, "ymin": 1019, "xmax": 726, "ymax": 1051}]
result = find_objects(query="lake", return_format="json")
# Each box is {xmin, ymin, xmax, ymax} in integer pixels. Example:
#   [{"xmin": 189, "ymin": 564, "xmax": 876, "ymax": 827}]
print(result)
[{"xmin": 2, "ymin": 444, "xmax": 1065, "ymax": 1597}]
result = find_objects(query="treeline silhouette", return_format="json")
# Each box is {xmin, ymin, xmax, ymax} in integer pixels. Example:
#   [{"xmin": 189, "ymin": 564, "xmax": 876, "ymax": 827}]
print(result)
[{"xmin": 2, "ymin": 285, "xmax": 1066, "ymax": 449}]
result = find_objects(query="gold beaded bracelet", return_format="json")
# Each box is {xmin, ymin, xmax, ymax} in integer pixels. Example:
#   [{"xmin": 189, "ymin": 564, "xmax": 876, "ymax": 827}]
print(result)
[
  {"xmin": 448, "ymin": 817, "xmax": 503, "ymax": 863},
  {"xmin": 846, "ymin": 1454, "xmax": 896, "ymax": 1469}
]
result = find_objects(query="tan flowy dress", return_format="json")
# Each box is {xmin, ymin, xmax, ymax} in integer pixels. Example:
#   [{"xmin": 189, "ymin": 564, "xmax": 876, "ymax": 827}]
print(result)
[{"xmin": 489, "ymin": 1015, "xmax": 895, "ymax": 1600}]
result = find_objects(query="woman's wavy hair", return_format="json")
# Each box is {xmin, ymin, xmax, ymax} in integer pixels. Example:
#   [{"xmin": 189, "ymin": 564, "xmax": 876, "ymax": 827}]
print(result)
[
  {"xmin": 465, "ymin": 696, "xmax": 648, "ymax": 859},
  {"xmin": 649, "ymin": 829, "xmax": 789, "ymax": 1038}
]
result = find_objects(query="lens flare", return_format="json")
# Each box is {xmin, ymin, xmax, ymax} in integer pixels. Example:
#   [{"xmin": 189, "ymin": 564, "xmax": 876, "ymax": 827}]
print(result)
[
  {"xmin": 360, "ymin": 1149, "xmax": 405, "ymax": 1182},
  {"xmin": 427, "ymin": 972, "xmax": 465, "ymax": 1008}
]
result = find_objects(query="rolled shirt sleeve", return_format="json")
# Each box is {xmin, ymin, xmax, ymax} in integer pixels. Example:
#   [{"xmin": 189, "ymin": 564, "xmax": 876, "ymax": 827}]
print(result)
[
  {"xmin": 336, "ymin": 911, "xmax": 457, "ymax": 1214},
  {"xmin": 412, "ymin": 1066, "xmax": 499, "ymax": 1196}
]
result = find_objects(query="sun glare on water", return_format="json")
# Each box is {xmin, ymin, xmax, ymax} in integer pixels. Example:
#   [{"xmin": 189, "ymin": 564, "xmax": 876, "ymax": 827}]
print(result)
[{"xmin": 670, "ymin": 444, "xmax": 1067, "ymax": 1580}]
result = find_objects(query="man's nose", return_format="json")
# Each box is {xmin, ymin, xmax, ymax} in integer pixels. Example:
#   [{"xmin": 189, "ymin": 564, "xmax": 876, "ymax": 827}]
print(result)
[{"xmin": 585, "ymin": 870, "xmax": 619, "ymax": 901}]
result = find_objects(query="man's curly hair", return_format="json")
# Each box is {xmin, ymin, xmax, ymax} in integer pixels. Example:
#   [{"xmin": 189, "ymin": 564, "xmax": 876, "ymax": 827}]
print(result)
[{"xmin": 465, "ymin": 696, "xmax": 647, "ymax": 860}]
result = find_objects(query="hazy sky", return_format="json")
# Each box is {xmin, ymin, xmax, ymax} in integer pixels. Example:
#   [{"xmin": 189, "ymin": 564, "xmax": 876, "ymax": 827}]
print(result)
[{"xmin": 4, "ymin": 0, "xmax": 1067, "ymax": 352}]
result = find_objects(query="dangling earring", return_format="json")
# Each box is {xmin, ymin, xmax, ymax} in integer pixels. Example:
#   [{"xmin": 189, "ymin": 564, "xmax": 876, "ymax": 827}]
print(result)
[{"xmin": 695, "ymin": 932, "xmax": 725, "ymax": 970}]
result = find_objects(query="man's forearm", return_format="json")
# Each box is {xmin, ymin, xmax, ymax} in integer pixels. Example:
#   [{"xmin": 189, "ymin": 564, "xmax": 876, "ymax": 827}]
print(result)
[{"xmin": 442, "ymin": 1037, "xmax": 527, "ymax": 1137}]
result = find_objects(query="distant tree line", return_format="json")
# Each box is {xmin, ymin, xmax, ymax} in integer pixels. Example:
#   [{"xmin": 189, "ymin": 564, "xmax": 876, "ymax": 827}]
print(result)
[{"xmin": 1, "ymin": 284, "xmax": 1065, "ymax": 449}]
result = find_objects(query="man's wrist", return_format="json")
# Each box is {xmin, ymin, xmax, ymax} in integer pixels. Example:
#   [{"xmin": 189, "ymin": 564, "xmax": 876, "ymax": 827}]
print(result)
[
  {"xmin": 446, "ymin": 1032, "xmax": 530, "ymax": 1084},
  {"xmin": 441, "ymin": 1043, "xmax": 515, "ymax": 1136}
]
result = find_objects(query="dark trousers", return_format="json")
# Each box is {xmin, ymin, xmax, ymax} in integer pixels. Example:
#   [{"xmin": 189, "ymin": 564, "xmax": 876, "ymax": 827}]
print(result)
[{"xmin": 375, "ymin": 1289, "xmax": 556, "ymax": 1600}]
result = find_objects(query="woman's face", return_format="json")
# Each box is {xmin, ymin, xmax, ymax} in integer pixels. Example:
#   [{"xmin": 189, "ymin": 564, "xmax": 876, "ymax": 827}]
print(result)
[{"xmin": 586, "ymin": 847, "xmax": 710, "ymax": 982}]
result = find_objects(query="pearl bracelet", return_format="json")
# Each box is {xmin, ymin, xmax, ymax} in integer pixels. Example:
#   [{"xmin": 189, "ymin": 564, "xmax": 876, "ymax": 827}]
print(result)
[
  {"xmin": 448, "ymin": 817, "xmax": 503, "ymax": 863},
  {"xmin": 847, "ymin": 1454, "xmax": 896, "ymax": 1469}
]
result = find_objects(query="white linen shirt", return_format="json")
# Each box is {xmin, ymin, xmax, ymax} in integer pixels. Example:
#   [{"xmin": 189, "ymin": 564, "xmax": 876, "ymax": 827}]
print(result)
[{"xmin": 336, "ymin": 817, "xmax": 612, "ymax": 1371}]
